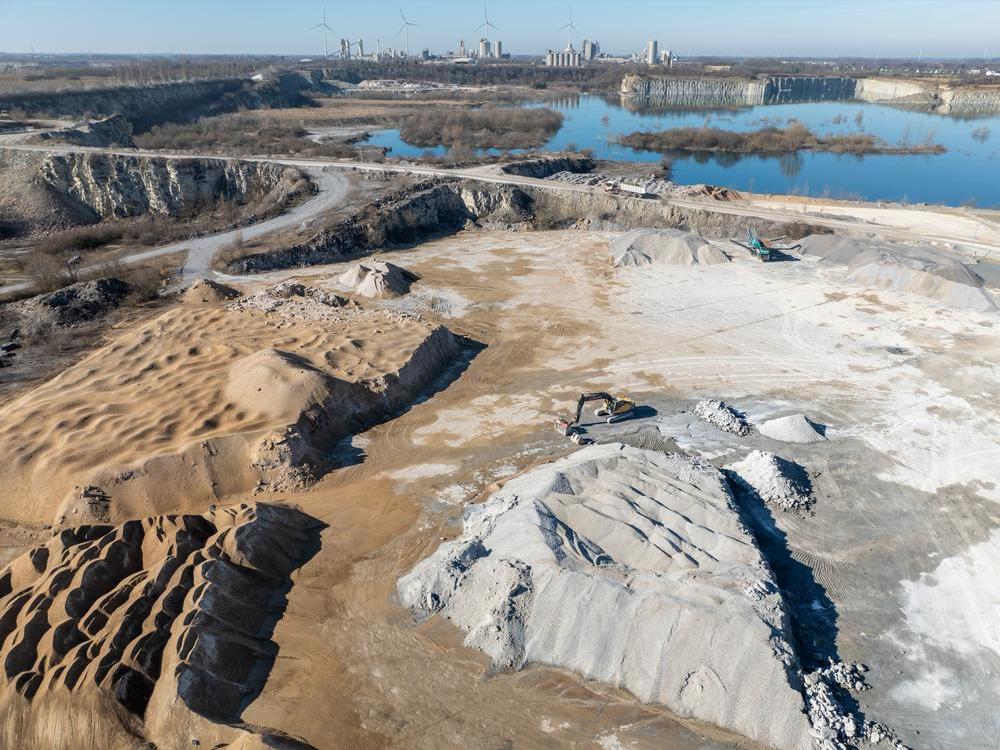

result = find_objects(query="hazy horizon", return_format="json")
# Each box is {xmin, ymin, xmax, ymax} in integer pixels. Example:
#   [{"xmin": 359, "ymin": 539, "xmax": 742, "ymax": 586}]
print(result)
[{"xmin": 1, "ymin": 0, "xmax": 998, "ymax": 60}]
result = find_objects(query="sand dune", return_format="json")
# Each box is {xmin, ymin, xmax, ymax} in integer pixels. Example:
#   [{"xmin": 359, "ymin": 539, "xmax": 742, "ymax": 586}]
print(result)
[
  {"xmin": 0, "ymin": 501, "xmax": 323, "ymax": 749},
  {"xmin": 0, "ymin": 283, "xmax": 460, "ymax": 526}
]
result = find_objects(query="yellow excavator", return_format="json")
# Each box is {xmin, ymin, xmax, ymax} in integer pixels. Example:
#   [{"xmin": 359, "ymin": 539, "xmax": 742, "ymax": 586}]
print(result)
[{"xmin": 555, "ymin": 391, "xmax": 636, "ymax": 443}]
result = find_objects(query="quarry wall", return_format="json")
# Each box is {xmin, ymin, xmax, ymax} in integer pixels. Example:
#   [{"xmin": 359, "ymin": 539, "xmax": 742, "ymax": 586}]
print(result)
[
  {"xmin": 227, "ymin": 180, "xmax": 797, "ymax": 274},
  {"xmin": 40, "ymin": 153, "xmax": 300, "ymax": 219},
  {"xmin": 0, "ymin": 72, "xmax": 323, "ymax": 131},
  {"xmin": 621, "ymin": 74, "xmax": 1000, "ymax": 115}
]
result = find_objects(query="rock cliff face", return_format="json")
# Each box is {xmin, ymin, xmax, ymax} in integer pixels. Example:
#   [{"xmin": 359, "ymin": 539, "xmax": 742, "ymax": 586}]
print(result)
[
  {"xmin": 501, "ymin": 155, "xmax": 595, "ymax": 178},
  {"xmin": 620, "ymin": 75, "xmax": 857, "ymax": 107},
  {"xmin": 39, "ymin": 153, "xmax": 302, "ymax": 219},
  {"xmin": 938, "ymin": 87, "xmax": 1000, "ymax": 116},
  {"xmin": 228, "ymin": 179, "xmax": 802, "ymax": 275},
  {"xmin": 0, "ymin": 72, "xmax": 323, "ymax": 131},
  {"xmin": 855, "ymin": 77, "xmax": 930, "ymax": 104},
  {"xmin": 620, "ymin": 74, "xmax": 766, "ymax": 107},
  {"xmin": 763, "ymin": 76, "xmax": 857, "ymax": 103},
  {"xmin": 230, "ymin": 180, "xmax": 535, "ymax": 273},
  {"xmin": 622, "ymin": 74, "xmax": 1000, "ymax": 115},
  {"xmin": 37, "ymin": 114, "xmax": 136, "ymax": 148}
]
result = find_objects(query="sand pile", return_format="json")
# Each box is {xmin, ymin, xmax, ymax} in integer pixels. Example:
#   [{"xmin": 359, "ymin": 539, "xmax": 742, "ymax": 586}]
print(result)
[
  {"xmin": 0, "ymin": 502, "xmax": 323, "ymax": 748},
  {"xmin": 799, "ymin": 234, "xmax": 996, "ymax": 312},
  {"xmin": 727, "ymin": 450, "xmax": 813, "ymax": 513},
  {"xmin": 181, "ymin": 278, "xmax": 240, "ymax": 304},
  {"xmin": 398, "ymin": 444, "xmax": 815, "ymax": 750},
  {"xmin": 611, "ymin": 229, "xmax": 730, "ymax": 267},
  {"xmin": 0, "ymin": 284, "xmax": 461, "ymax": 525},
  {"xmin": 759, "ymin": 413, "xmax": 827, "ymax": 443},
  {"xmin": 694, "ymin": 399, "xmax": 753, "ymax": 436},
  {"xmin": 338, "ymin": 260, "xmax": 420, "ymax": 298},
  {"xmin": 13, "ymin": 277, "xmax": 130, "ymax": 327}
]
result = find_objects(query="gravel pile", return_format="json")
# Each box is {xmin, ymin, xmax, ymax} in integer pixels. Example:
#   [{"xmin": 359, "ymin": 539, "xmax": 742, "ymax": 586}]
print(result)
[
  {"xmin": 694, "ymin": 399, "xmax": 753, "ymax": 436},
  {"xmin": 758, "ymin": 413, "xmax": 827, "ymax": 443},
  {"xmin": 726, "ymin": 450, "xmax": 813, "ymax": 513}
]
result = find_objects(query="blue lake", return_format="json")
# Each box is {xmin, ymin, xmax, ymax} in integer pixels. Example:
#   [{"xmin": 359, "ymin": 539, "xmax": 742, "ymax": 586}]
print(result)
[{"xmin": 362, "ymin": 95, "xmax": 1000, "ymax": 207}]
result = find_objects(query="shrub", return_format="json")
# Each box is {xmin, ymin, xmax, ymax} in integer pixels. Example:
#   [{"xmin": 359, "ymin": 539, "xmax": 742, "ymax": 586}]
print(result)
[{"xmin": 398, "ymin": 107, "xmax": 563, "ymax": 150}]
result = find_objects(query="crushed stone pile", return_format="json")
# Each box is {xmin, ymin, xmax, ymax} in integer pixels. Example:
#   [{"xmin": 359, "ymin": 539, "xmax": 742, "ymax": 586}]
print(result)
[
  {"xmin": 694, "ymin": 399, "xmax": 753, "ymax": 435},
  {"xmin": 545, "ymin": 172, "xmax": 675, "ymax": 193},
  {"xmin": 338, "ymin": 260, "xmax": 420, "ymax": 299},
  {"xmin": 805, "ymin": 661, "xmax": 910, "ymax": 750},
  {"xmin": 182, "ymin": 278, "xmax": 240, "ymax": 304},
  {"xmin": 798, "ymin": 234, "xmax": 996, "ymax": 312},
  {"xmin": 727, "ymin": 450, "xmax": 813, "ymax": 513},
  {"xmin": 228, "ymin": 281, "xmax": 357, "ymax": 321},
  {"xmin": 612, "ymin": 229, "xmax": 730, "ymax": 267},
  {"xmin": 758, "ymin": 413, "xmax": 827, "ymax": 443},
  {"xmin": 546, "ymin": 170, "xmax": 608, "ymax": 187},
  {"xmin": 398, "ymin": 444, "xmax": 816, "ymax": 750},
  {"xmin": 13, "ymin": 276, "xmax": 130, "ymax": 327}
]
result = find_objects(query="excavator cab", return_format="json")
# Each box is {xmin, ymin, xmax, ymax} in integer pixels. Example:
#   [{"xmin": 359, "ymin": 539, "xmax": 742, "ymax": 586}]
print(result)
[{"xmin": 746, "ymin": 228, "xmax": 772, "ymax": 261}]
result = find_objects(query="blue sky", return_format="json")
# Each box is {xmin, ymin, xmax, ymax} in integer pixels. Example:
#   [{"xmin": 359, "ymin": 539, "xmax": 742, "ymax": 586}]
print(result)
[{"xmin": 1, "ymin": 0, "xmax": 998, "ymax": 58}]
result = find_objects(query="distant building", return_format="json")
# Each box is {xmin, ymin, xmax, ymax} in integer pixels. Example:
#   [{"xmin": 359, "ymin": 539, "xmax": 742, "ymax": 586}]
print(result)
[
  {"xmin": 545, "ymin": 45, "xmax": 581, "ymax": 67},
  {"xmin": 582, "ymin": 39, "xmax": 600, "ymax": 61},
  {"xmin": 646, "ymin": 40, "xmax": 659, "ymax": 65},
  {"xmin": 479, "ymin": 39, "xmax": 492, "ymax": 59},
  {"xmin": 494, "ymin": 40, "xmax": 503, "ymax": 58}
]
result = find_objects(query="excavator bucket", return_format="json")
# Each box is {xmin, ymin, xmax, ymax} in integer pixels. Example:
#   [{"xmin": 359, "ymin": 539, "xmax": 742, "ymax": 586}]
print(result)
[{"xmin": 554, "ymin": 417, "xmax": 572, "ymax": 436}]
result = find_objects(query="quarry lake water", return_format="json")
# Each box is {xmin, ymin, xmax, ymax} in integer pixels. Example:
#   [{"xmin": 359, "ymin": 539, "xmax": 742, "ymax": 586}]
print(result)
[{"xmin": 363, "ymin": 95, "xmax": 1000, "ymax": 207}]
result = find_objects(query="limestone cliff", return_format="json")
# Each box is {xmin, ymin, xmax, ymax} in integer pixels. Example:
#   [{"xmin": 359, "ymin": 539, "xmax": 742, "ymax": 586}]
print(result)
[
  {"xmin": 39, "ymin": 153, "xmax": 303, "ymax": 219},
  {"xmin": 0, "ymin": 72, "xmax": 325, "ymax": 131},
  {"xmin": 622, "ymin": 74, "xmax": 1000, "ymax": 115}
]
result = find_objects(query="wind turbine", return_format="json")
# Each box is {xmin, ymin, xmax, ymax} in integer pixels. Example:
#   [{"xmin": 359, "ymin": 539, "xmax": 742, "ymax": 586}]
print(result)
[
  {"xmin": 474, "ymin": 3, "xmax": 498, "ymax": 43},
  {"xmin": 558, "ymin": 6, "xmax": 578, "ymax": 51},
  {"xmin": 311, "ymin": 7, "xmax": 334, "ymax": 58},
  {"xmin": 397, "ymin": 7, "xmax": 418, "ymax": 57}
]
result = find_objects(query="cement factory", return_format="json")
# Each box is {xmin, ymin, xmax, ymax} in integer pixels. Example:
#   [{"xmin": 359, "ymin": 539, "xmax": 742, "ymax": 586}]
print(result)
[{"xmin": 305, "ymin": 4, "xmax": 676, "ymax": 68}]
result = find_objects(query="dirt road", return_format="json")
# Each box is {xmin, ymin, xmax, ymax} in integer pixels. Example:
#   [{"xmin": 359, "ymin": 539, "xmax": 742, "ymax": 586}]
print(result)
[{"xmin": 3, "ymin": 141, "xmax": 999, "ymax": 297}]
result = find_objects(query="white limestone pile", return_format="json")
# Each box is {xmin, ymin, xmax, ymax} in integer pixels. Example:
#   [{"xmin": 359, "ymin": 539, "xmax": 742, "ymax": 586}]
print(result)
[
  {"xmin": 758, "ymin": 414, "xmax": 827, "ymax": 444},
  {"xmin": 798, "ymin": 234, "xmax": 996, "ymax": 312},
  {"xmin": 804, "ymin": 661, "xmax": 910, "ymax": 750},
  {"xmin": 398, "ymin": 444, "xmax": 815, "ymax": 750},
  {"xmin": 727, "ymin": 450, "xmax": 813, "ymax": 513},
  {"xmin": 338, "ymin": 260, "xmax": 419, "ymax": 299},
  {"xmin": 612, "ymin": 229, "xmax": 730, "ymax": 267},
  {"xmin": 694, "ymin": 399, "xmax": 753, "ymax": 436}
]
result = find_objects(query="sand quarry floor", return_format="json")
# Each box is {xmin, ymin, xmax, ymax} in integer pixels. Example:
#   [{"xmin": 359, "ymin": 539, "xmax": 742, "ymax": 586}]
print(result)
[{"xmin": 2, "ymin": 228, "xmax": 1000, "ymax": 749}]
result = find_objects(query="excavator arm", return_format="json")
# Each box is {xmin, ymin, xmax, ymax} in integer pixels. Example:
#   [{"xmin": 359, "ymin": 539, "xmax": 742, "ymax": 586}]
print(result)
[
  {"xmin": 574, "ymin": 392, "xmax": 615, "ymax": 425},
  {"xmin": 556, "ymin": 392, "xmax": 637, "ymax": 440}
]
